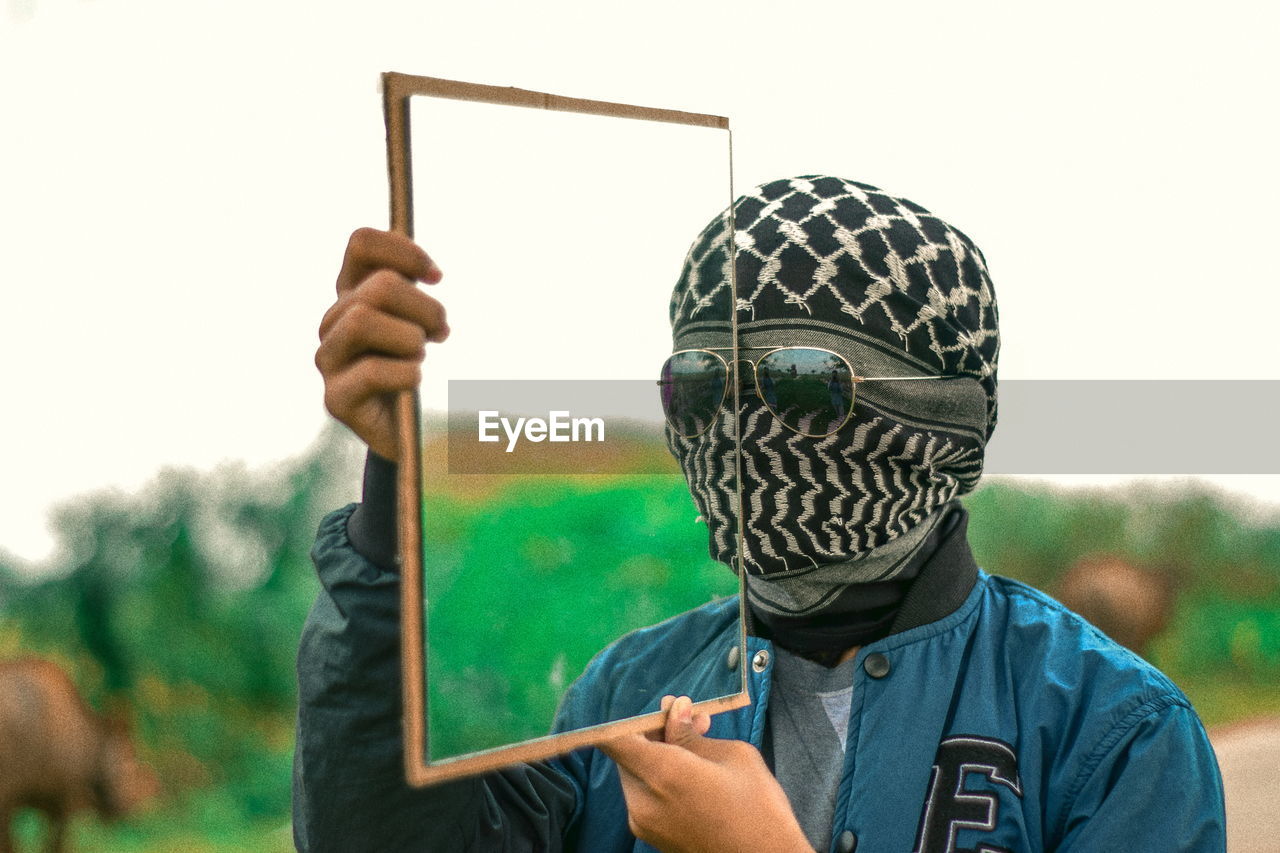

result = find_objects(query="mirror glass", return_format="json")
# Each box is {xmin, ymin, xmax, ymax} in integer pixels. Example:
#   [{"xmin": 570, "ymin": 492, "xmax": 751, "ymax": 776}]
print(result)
[{"xmin": 408, "ymin": 93, "xmax": 740, "ymax": 762}]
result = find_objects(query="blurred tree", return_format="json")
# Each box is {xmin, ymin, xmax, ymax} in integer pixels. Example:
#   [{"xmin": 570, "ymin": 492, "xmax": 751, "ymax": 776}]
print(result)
[{"xmin": 2, "ymin": 436, "xmax": 1279, "ymax": 847}]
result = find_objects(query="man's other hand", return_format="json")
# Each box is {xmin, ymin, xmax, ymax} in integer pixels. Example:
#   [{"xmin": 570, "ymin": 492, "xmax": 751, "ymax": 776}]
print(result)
[
  {"xmin": 315, "ymin": 228, "xmax": 448, "ymax": 461},
  {"xmin": 600, "ymin": 696, "xmax": 814, "ymax": 853}
]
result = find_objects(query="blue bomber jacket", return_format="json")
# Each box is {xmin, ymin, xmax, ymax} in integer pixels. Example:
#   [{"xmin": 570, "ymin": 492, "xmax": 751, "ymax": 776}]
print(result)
[{"xmin": 293, "ymin": 503, "xmax": 1226, "ymax": 852}]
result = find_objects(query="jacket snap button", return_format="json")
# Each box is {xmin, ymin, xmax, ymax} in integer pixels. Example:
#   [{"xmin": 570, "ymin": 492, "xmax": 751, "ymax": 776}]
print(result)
[
  {"xmin": 863, "ymin": 652, "xmax": 890, "ymax": 679},
  {"xmin": 837, "ymin": 829, "xmax": 857, "ymax": 852},
  {"xmin": 751, "ymin": 649, "xmax": 770, "ymax": 673},
  {"xmin": 726, "ymin": 645, "xmax": 740, "ymax": 670}
]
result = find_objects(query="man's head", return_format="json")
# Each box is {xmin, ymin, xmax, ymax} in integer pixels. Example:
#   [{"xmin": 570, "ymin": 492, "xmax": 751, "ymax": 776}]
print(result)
[{"xmin": 665, "ymin": 176, "xmax": 999, "ymax": 575}]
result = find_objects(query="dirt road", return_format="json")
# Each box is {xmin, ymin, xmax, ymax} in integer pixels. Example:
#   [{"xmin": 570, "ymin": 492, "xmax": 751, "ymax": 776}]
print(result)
[{"xmin": 1211, "ymin": 717, "xmax": 1280, "ymax": 852}]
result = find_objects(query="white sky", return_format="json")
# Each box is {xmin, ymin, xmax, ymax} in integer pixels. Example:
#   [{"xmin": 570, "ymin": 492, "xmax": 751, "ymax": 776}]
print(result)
[{"xmin": 3, "ymin": 0, "xmax": 1279, "ymax": 567}]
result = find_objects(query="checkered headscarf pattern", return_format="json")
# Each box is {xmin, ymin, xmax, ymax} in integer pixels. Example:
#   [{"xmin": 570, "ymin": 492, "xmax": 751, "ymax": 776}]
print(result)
[
  {"xmin": 672, "ymin": 175, "xmax": 999, "ymax": 419},
  {"xmin": 666, "ymin": 176, "xmax": 1000, "ymax": 576}
]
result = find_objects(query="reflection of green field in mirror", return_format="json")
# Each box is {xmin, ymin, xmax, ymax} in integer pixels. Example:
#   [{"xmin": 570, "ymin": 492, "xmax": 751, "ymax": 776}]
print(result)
[
  {"xmin": 404, "ymin": 89, "xmax": 738, "ymax": 763},
  {"xmin": 423, "ymin": 475, "xmax": 739, "ymax": 760}
]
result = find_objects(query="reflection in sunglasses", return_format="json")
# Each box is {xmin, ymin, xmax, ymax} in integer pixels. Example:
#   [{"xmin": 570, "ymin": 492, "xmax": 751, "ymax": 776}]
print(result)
[{"xmin": 659, "ymin": 347, "xmax": 947, "ymax": 439}]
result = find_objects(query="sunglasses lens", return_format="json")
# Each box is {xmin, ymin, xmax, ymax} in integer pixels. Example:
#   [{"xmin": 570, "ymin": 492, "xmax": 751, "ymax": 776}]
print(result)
[
  {"xmin": 756, "ymin": 349, "xmax": 854, "ymax": 436},
  {"xmin": 659, "ymin": 351, "xmax": 727, "ymax": 437}
]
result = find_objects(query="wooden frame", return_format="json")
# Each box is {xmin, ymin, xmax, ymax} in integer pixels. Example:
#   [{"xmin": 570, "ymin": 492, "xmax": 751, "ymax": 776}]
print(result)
[{"xmin": 381, "ymin": 72, "xmax": 747, "ymax": 786}]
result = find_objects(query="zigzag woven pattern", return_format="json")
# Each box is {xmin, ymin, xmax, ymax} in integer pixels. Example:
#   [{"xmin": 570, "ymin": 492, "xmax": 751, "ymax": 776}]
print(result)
[{"xmin": 666, "ymin": 176, "xmax": 999, "ymax": 576}]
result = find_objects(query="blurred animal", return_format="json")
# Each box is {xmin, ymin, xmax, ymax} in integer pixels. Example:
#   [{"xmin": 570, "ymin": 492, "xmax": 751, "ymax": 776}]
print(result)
[
  {"xmin": 1056, "ymin": 556, "xmax": 1176, "ymax": 655},
  {"xmin": 0, "ymin": 659, "xmax": 158, "ymax": 853}
]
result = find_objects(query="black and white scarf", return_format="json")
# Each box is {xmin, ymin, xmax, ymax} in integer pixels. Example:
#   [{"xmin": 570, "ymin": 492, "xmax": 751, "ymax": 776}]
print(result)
[{"xmin": 664, "ymin": 175, "xmax": 999, "ymax": 598}]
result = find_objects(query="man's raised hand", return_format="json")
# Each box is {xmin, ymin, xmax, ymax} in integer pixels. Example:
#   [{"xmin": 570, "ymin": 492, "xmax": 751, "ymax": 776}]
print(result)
[{"xmin": 315, "ymin": 228, "xmax": 448, "ymax": 461}]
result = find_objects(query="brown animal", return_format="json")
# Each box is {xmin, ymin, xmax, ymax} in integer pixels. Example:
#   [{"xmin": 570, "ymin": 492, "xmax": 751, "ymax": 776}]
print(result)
[
  {"xmin": 1056, "ymin": 556, "xmax": 1176, "ymax": 655},
  {"xmin": 0, "ymin": 659, "xmax": 158, "ymax": 853}
]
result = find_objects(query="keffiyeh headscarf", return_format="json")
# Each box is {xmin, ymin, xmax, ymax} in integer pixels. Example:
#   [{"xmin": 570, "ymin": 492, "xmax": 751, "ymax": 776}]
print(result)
[{"xmin": 665, "ymin": 176, "xmax": 999, "ymax": 597}]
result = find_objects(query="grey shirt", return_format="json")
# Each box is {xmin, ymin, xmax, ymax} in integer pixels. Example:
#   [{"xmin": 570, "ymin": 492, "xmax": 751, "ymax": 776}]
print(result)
[{"xmin": 763, "ymin": 646, "xmax": 859, "ymax": 852}]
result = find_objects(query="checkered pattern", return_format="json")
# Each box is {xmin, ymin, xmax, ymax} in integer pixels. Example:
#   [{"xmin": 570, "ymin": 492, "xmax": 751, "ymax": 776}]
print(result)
[{"xmin": 666, "ymin": 176, "xmax": 1000, "ymax": 576}]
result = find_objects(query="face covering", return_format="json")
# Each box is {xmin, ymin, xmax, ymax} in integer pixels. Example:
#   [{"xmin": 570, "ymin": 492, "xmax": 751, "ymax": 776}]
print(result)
[{"xmin": 665, "ymin": 176, "xmax": 1000, "ymax": 586}]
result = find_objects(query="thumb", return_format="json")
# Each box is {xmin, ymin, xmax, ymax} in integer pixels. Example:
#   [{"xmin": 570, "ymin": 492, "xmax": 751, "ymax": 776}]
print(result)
[{"xmin": 662, "ymin": 696, "xmax": 712, "ymax": 748}]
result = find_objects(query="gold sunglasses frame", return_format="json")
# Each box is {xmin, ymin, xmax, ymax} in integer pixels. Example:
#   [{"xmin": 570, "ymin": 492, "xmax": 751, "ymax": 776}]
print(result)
[{"xmin": 660, "ymin": 345, "xmax": 948, "ymax": 439}]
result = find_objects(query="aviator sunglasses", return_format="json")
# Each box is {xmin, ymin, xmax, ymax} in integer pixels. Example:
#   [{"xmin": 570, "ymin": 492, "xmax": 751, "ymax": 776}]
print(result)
[{"xmin": 658, "ymin": 346, "xmax": 948, "ymax": 438}]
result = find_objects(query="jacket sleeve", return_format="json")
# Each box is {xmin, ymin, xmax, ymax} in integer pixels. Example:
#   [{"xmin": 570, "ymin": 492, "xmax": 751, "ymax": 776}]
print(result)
[
  {"xmin": 1054, "ymin": 696, "xmax": 1226, "ymax": 852},
  {"xmin": 292, "ymin": 469, "xmax": 580, "ymax": 851}
]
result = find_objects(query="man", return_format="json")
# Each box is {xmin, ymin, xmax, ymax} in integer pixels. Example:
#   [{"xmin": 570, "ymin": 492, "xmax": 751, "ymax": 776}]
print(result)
[{"xmin": 295, "ymin": 176, "xmax": 1226, "ymax": 851}]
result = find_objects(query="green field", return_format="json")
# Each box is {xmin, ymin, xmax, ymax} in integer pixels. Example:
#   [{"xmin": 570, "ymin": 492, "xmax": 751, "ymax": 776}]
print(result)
[{"xmin": 3, "ymin": 428, "xmax": 1278, "ymax": 850}]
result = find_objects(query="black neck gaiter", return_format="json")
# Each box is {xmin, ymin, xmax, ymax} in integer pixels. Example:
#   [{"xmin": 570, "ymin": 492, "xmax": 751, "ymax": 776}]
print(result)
[{"xmin": 748, "ymin": 503, "xmax": 963, "ymax": 666}]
